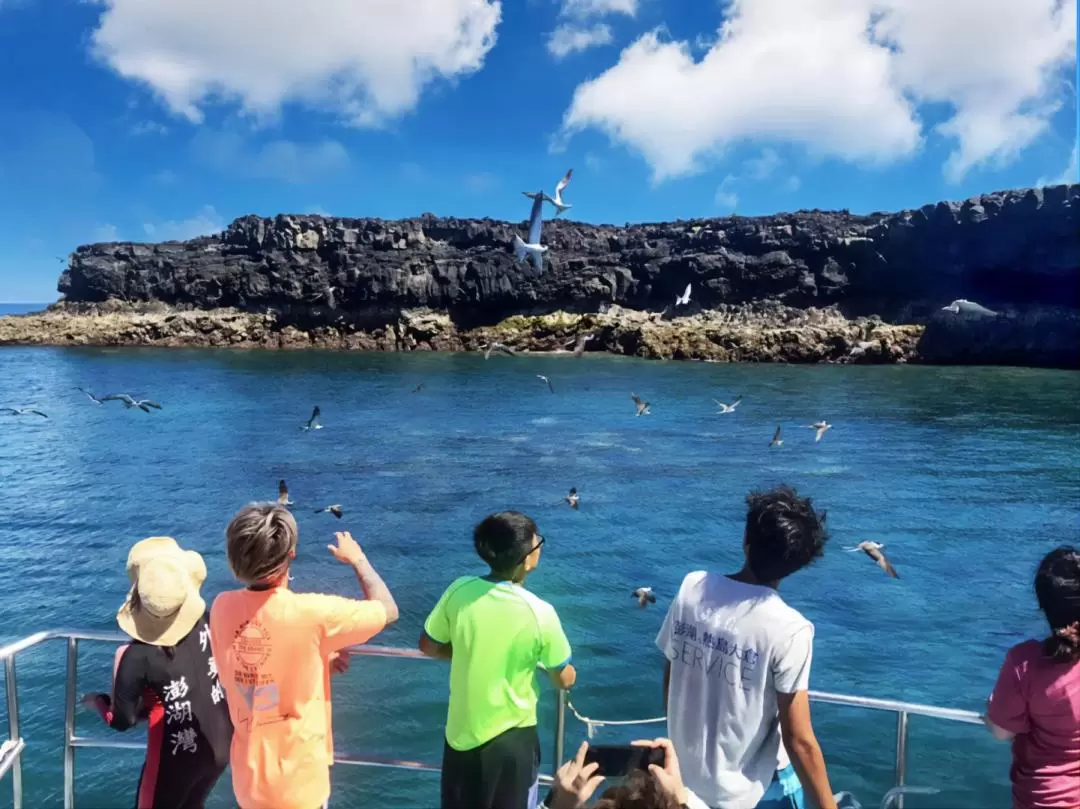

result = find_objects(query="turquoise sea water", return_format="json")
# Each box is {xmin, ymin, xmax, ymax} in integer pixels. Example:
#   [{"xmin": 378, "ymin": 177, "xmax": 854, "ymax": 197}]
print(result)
[
  {"xmin": 0, "ymin": 304, "xmax": 48, "ymax": 316},
  {"xmin": 0, "ymin": 347, "xmax": 1077, "ymax": 808}
]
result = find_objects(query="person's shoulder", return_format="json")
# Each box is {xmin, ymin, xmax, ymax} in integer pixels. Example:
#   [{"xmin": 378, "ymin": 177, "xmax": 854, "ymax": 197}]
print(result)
[
  {"xmin": 210, "ymin": 589, "xmax": 243, "ymax": 616},
  {"xmin": 757, "ymin": 592, "xmax": 813, "ymax": 638},
  {"xmin": 1006, "ymin": 639, "xmax": 1044, "ymax": 667}
]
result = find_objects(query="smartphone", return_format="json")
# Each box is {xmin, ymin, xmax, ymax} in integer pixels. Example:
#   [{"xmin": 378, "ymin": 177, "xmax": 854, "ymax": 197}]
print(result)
[{"xmin": 583, "ymin": 744, "xmax": 666, "ymax": 777}]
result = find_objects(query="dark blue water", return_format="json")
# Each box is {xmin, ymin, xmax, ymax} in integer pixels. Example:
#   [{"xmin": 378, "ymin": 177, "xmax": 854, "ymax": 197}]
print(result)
[
  {"xmin": 0, "ymin": 304, "xmax": 48, "ymax": 316},
  {"xmin": 0, "ymin": 347, "xmax": 1077, "ymax": 808}
]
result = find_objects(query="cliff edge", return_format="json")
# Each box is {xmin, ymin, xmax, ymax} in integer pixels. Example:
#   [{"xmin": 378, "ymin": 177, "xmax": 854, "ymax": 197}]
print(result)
[{"xmin": 2, "ymin": 185, "xmax": 1077, "ymax": 367}]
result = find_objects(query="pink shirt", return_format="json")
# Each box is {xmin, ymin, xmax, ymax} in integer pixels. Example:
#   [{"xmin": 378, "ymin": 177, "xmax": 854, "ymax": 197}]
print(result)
[{"xmin": 988, "ymin": 640, "xmax": 1080, "ymax": 809}]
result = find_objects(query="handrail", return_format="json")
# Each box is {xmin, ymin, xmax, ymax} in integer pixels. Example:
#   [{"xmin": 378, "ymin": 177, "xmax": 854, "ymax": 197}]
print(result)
[{"xmin": 0, "ymin": 629, "xmax": 988, "ymax": 809}]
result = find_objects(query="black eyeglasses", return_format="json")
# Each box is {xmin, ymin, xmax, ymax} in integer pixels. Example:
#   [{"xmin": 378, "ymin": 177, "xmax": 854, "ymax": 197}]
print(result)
[{"xmin": 519, "ymin": 534, "xmax": 545, "ymax": 564}]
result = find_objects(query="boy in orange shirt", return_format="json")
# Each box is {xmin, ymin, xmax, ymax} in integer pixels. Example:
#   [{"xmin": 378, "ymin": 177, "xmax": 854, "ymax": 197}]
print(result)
[{"xmin": 210, "ymin": 504, "xmax": 398, "ymax": 809}]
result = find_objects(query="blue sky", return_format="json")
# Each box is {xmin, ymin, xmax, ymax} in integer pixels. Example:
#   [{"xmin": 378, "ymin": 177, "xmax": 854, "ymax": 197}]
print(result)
[{"xmin": 0, "ymin": 0, "xmax": 1076, "ymax": 303}]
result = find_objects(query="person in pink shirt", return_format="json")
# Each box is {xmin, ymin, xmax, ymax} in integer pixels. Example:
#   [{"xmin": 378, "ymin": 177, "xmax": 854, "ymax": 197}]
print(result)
[{"xmin": 986, "ymin": 545, "xmax": 1080, "ymax": 809}]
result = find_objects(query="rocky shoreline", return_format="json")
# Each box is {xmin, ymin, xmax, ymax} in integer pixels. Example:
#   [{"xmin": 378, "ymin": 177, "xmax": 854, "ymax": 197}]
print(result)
[
  {"xmin": 0, "ymin": 299, "xmax": 1034, "ymax": 366},
  {"xmin": 1, "ymin": 185, "xmax": 1077, "ymax": 367}
]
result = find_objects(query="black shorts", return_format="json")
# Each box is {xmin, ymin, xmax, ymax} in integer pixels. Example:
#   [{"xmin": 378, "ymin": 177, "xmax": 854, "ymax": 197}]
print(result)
[{"xmin": 441, "ymin": 726, "xmax": 540, "ymax": 809}]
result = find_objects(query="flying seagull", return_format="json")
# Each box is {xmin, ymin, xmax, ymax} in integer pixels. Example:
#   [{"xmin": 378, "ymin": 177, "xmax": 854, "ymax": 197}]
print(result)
[
  {"xmin": 942, "ymin": 299, "xmax": 997, "ymax": 317},
  {"xmin": 675, "ymin": 283, "xmax": 692, "ymax": 307},
  {"xmin": 2, "ymin": 407, "xmax": 48, "ymax": 418},
  {"xmin": 411, "ymin": 383, "xmax": 425, "ymax": 394},
  {"xmin": 314, "ymin": 505, "xmax": 344, "ymax": 519},
  {"xmin": 302, "ymin": 406, "xmax": 323, "ymax": 432},
  {"xmin": 570, "ymin": 333, "xmax": 594, "ymax": 358},
  {"xmin": 565, "ymin": 487, "xmax": 579, "ymax": 510},
  {"xmin": 76, "ymin": 387, "xmax": 104, "ymax": 405},
  {"xmin": 101, "ymin": 394, "xmax": 162, "ymax": 413},
  {"xmin": 537, "ymin": 374, "xmax": 555, "ymax": 394},
  {"xmin": 808, "ymin": 421, "xmax": 831, "ymax": 442},
  {"xmin": 632, "ymin": 587, "xmax": 657, "ymax": 608},
  {"xmin": 277, "ymin": 480, "xmax": 294, "ymax": 507},
  {"xmin": 769, "ymin": 426, "xmax": 783, "ymax": 447},
  {"xmin": 513, "ymin": 193, "xmax": 548, "ymax": 273},
  {"xmin": 845, "ymin": 540, "xmax": 899, "ymax": 579},
  {"xmin": 483, "ymin": 342, "xmax": 517, "ymax": 360},
  {"xmin": 631, "ymin": 393, "xmax": 651, "ymax": 417},
  {"xmin": 715, "ymin": 396, "xmax": 743, "ymax": 414},
  {"xmin": 540, "ymin": 169, "xmax": 573, "ymax": 216}
]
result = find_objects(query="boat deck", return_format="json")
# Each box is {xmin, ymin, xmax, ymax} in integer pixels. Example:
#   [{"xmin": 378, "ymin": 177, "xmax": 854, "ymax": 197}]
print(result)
[{"xmin": 0, "ymin": 629, "xmax": 985, "ymax": 809}]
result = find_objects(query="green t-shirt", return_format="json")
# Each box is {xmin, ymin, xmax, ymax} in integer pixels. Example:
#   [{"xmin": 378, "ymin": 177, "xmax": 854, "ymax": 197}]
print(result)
[{"xmin": 423, "ymin": 576, "xmax": 572, "ymax": 751}]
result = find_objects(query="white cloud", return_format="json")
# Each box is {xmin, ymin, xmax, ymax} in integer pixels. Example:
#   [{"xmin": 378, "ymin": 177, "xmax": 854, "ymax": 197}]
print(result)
[
  {"xmin": 1037, "ymin": 143, "xmax": 1079, "ymax": 186},
  {"xmin": 94, "ymin": 224, "xmax": 119, "ymax": 242},
  {"xmin": 548, "ymin": 24, "xmax": 614, "ymax": 59},
  {"xmin": 745, "ymin": 147, "xmax": 781, "ymax": 180},
  {"xmin": 191, "ymin": 131, "xmax": 350, "ymax": 184},
  {"xmin": 560, "ymin": 0, "xmax": 637, "ymax": 17},
  {"xmin": 561, "ymin": 0, "xmax": 1076, "ymax": 183},
  {"xmin": 90, "ymin": 0, "xmax": 502, "ymax": 127},
  {"xmin": 131, "ymin": 120, "xmax": 168, "ymax": 136},
  {"xmin": 715, "ymin": 175, "xmax": 738, "ymax": 209},
  {"xmin": 143, "ymin": 205, "xmax": 224, "ymax": 241}
]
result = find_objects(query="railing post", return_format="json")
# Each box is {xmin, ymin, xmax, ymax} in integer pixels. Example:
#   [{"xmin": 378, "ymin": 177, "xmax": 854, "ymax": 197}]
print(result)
[
  {"xmin": 893, "ymin": 710, "xmax": 909, "ymax": 809},
  {"xmin": 5, "ymin": 657, "xmax": 23, "ymax": 809},
  {"xmin": 553, "ymin": 689, "xmax": 567, "ymax": 771},
  {"xmin": 63, "ymin": 637, "xmax": 78, "ymax": 809}
]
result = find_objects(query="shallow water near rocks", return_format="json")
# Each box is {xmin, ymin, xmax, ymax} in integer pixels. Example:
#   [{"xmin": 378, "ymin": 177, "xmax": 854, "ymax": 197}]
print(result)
[{"xmin": 0, "ymin": 347, "xmax": 1077, "ymax": 808}]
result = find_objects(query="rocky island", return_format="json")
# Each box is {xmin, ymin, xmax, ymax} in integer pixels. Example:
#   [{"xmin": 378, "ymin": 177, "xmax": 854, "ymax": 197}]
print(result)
[{"xmin": 2, "ymin": 185, "xmax": 1077, "ymax": 368}]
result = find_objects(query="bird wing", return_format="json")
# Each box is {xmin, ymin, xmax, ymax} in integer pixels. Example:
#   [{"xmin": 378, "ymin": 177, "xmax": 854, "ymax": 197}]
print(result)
[
  {"xmin": 683, "ymin": 283, "xmax": 692, "ymax": 300},
  {"xmin": 308, "ymin": 406, "xmax": 321, "ymax": 428},
  {"xmin": 527, "ymin": 193, "xmax": 544, "ymax": 246},
  {"xmin": 573, "ymin": 333, "xmax": 588, "ymax": 356},
  {"xmin": 330, "ymin": 506, "xmax": 343, "ymax": 518},
  {"xmin": 731, "ymin": 396, "xmax": 742, "ymax": 408},
  {"xmin": 815, "ymin": 425, "xmax": 827, "ymax": 442},
  {"xmin": 140, "ymin": 400, "xmax": 162, "ymax": 410},
  {"xmin": 771, "ymin": 426, "xmax": 782, "ymax": 443},
  {"xmin": 631, "ymin": 393, "xmax": 643, "ymax": 407},
  {"xmin": 498, "ymin": 343, "xmax": 518, "ymax": 356},
  {"xmin": 866, "ymin": 545, "xmax": 899, "ymax": 578},
  {"xmin": 546, "ymin": 377, "xmax": 555, "ymax": 393},
  {"xmin": 102, "ymin": 394, "xmax": 134, "ymax": 404},
  {"xmin": 278, "ymin": 480, "xmax": 289, "ymax": 503},
  {"xmin": 484, "ymin": 344, "xmax": 493, "ymax": 360},
  {"xmin": 555, "ymin": 169, "xmax": 572, "ymax": 196},
  {"xmin": 0, "ymin": 408, "xmax": 18, "ymax": 415}
]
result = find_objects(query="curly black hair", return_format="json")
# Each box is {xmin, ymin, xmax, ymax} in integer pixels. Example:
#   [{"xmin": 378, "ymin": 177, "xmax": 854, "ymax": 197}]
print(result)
[{"xmin": 743, "ymin": 485, "xmax": 828, "ymax": 583}]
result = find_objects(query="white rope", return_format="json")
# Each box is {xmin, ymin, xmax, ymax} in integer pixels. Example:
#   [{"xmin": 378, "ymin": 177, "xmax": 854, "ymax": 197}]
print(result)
[{"xmin": 566, "ymin": 697, "xmax": 666, "ymax": 739}]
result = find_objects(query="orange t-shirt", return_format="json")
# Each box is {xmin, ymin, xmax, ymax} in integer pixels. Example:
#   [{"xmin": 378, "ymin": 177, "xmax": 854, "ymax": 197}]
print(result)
[{"xmin": 209, "ymin": 587, "xmax": 387, "ymax": 809}]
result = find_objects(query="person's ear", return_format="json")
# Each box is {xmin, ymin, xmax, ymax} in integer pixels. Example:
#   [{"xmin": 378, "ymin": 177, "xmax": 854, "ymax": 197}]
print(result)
[{"xmin": 288, "ymin": 547, "xmax": 297, "ymax": 560}]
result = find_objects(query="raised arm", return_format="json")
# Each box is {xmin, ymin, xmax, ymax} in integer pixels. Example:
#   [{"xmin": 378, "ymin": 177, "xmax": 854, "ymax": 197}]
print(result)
[{"xmin": 329, "ymin": 531, "xmax": 399, "ymax": 625}]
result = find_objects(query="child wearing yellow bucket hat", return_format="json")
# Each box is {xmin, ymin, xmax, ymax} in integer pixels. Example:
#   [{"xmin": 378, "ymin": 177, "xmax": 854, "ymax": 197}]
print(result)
[{"xmin": 82, "ymin": 537, "xmax": 233, "ymax": 809}]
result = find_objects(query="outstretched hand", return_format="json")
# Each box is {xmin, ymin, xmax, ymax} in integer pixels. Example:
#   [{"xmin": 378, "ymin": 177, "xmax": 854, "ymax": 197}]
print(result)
[
  {"xmin": 327, "ymin": 531, "xmax": 365, "ymax": 566},
  {"xmin": 549, "ymin": 742, "xmax": 605, "ymax": 809}
]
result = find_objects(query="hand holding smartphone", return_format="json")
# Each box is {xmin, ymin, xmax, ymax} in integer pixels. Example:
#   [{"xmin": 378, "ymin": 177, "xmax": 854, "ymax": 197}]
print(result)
[{"xmin": 583, "ymin": 744, "xmax": 667, "ymax": 777}]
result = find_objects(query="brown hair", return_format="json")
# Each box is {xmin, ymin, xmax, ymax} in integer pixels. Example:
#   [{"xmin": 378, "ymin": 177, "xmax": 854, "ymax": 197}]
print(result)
[
  {"xmin": 1035, "ymin": 545, "xmax": 1080, "ymax": 663},
  {"xmin": 593, "ymin": 771, "xmax": 680, "ymax": 809},
  {"xmin": 225, "ymin": 503, "xmax": 298, "ymax": 585}
]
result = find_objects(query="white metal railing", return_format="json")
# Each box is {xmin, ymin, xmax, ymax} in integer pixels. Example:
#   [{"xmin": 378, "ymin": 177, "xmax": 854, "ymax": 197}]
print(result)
[{"xmin": 0, "ymin": 630, "xmax": 985, "ymax": 809}]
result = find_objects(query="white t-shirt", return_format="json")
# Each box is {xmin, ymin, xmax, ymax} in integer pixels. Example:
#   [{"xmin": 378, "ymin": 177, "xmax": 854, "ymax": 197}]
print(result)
[{"xmin": 656, "ymin": 571, "xmax": 814, "ymax": 809}]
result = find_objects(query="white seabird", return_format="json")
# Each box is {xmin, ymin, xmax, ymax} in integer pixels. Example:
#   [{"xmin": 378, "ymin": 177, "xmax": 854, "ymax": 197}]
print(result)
[
  {"xmin": 302, "ymin": 406, "xmax": 323, "ymax": 431},
  {"xmin": 675, "ymin": 283, "xmax": 692, "ymax": 307},
  {"xmin": 715, "ymin": 396, "xmax": 742, "ymax": 414},
  {"xmin": 941, "ymin": 299, "xmax": 997, "ymax": 317},
  {"xmin": 513, "ymin": 194, "xmax": 548, "ymax": 273},
  {"xmin": 632, "ymin": 587, "xmax": 657, "ymax": 608}
]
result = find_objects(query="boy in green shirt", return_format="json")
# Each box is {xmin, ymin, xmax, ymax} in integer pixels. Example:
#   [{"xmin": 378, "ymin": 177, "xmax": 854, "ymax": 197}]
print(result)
[{"xmin": 420, "ymin": 511, "xmax": 576, "ymax": 809}]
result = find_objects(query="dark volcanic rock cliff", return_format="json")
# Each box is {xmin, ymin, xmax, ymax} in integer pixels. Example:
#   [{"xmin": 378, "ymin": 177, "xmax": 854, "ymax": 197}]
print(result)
[{"xmin": 59, "ymin": 186, "xmax": 1080, "ymax": 326}]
